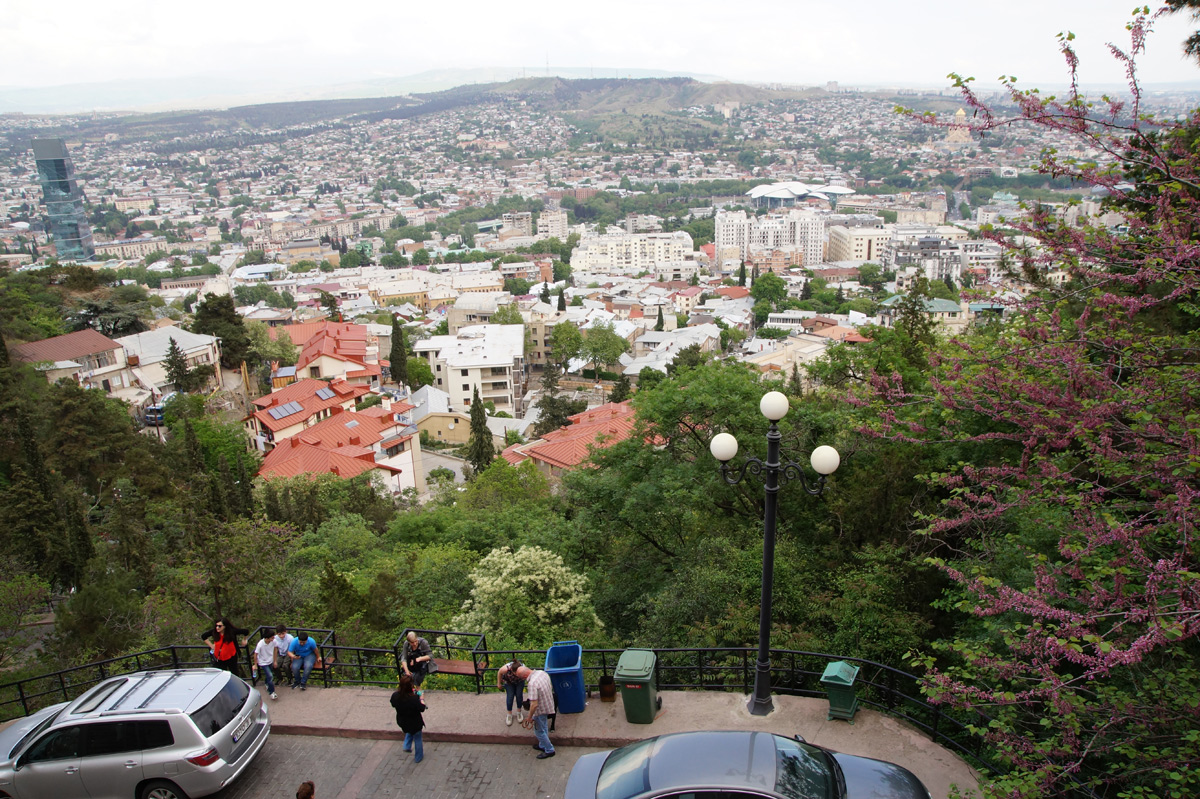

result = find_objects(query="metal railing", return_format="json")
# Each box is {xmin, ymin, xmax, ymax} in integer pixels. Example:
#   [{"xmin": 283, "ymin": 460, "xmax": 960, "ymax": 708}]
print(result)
[{"xmin": 0, "ymin": 633, "xmax": 990, "ymax": 775}]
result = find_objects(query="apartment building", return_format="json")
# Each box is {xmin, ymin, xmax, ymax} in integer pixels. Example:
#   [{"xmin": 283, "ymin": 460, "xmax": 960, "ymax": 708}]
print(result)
[
  {"xmin": 570, "ymin": 231, "xmax": 693, "ymax": 275},
  {"xmin": 714, "ymin": 209, "xmax": 824, "ymax": 266},
  {"xmin": 115, "ymin": 327, "xmax": 222, "ymax": 394},
  {"xmin": 827, "ymin": 225, "xmax": 891, "ymax": 262},
  {"xmin": 94, "ymin": 236, "xmax": 169, "ymax": 259},
  {"xmin": 536, "ymin": 209, "xmax": 568, "ymax": 239},
  {"xmin": 411, "ymin": 324, "xmax": 527, "ymax": 414},
  {"xmin": 501, "ymin": 211, "xmax": 533, "ymax": 237}
]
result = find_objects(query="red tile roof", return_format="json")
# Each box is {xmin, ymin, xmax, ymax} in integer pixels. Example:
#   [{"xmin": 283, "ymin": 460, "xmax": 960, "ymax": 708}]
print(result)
[
  {"xmin": 294, "ymin": 322, "xmax": 370, "ymax": 372},
  {"xmin": 258, "ymin": 441, "xmax": 400, "ymax": 481},
  {"xmin": 715, "ymin": 286, "xmax": 751, "ymax": 300},
  {"xmin": 506, "ymin": 401, "xmax": 636, "ymax": 470},
  {"xmin": 248, "ymin": 378, "xmax": 370, "ymax": 432},
  {"xmin": 11, "ymin": 329, "xmax": 121, "ymax": 364}
]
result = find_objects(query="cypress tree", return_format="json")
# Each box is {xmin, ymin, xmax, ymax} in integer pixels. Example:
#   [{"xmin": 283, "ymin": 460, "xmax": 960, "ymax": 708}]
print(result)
[
  {"xmin": 389, "ymin": 318, "xmax": 408, "ymax": 386},
  {"xmin": 655, "ymin": 307, "xmax": 664, "ymax": 332},
  {"xmin": 557, "ymin": 291, "xmax": 567, "ymax": 312},
  {"xmin": 465, "ymin": 387, "xmax": 495, "ymax": 476}
]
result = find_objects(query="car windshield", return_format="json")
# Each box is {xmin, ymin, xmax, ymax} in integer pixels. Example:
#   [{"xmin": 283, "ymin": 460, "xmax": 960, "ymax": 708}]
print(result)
[
  {"xmin": 773, "ymin": 738, "xmax": 835, "ymax": 799},
  {"xmin": 596, "ymin": 738, "xmax": 656, "ymax": 799},
  {"xmin": 189, "ymin": 677, "xmax": 250, "ymax": 738},
  {"xmin": 8, "ymin": 708, "xmax": 64, "ymax": 760}
]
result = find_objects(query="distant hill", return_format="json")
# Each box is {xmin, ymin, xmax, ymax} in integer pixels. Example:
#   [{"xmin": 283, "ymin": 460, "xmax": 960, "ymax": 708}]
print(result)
[{"xmin": 1, "ymin": 77, "xmax": 823, "ymax": 152}]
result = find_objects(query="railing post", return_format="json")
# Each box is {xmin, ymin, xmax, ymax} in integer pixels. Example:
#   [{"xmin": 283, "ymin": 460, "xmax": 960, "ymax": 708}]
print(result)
[
  {"xmin": 171, "ymin": 646, "xmax": 179, "ymax": 669},
  {"xmin": 17, "ymin": 682, "xmax": 28, "ymax": 716},
  {"xmin": 59, "ymin": 672, "xmax": 68, "ymax": 702},
  {"xmin": 357, "ymin": 648, "xmax": 364, "ymax": 686}
]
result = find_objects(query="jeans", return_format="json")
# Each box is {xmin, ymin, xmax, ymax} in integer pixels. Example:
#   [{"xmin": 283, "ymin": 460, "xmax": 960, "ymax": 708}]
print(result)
[
  {"xmin": 404, "ymin": 731, "xmax": 424, "ymax": 762},
  {"xmin": 532, "ymin": 715, "xmax": 553, "ymax": 753},
  {"xmin": 291, "ymin": 653, "xmax": 316, "ymax": 686},
  {"xmin": 504, "ymin": 681, "xmax": 525, "ymax": 712},
  {"xmin": 258, "ymin": 664, "xmax": 276, "ymax": 693}
]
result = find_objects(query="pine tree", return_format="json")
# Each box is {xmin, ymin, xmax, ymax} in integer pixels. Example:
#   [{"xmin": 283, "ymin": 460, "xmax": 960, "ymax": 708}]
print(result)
[
  {"xmin": 389, "ymin": 318, "xmax": 408, "ymax": 386},
  {"xmin": 540, "ymin": 284, "xmax": 551, "ymax": 304},
  {"xmin": 655, "ymin": 307, "xmax": 664, "ymax": 331},
  {"xmin": 557, "ymin": 291, "xmax": 567, "ymax": 312},
  {"xmin": 465, "ymin": 387, "xmax": 495, "ymax": 476},
  {"xmin": 608, "ymin": 373, "xmax": 632, "ymax": 403},
  {"xmin": 163, "ymin": 336, "xmax": 192, "ymax": 392}
]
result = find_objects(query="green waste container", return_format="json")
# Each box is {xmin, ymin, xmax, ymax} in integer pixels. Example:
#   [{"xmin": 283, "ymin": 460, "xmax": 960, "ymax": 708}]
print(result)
[
  {"xmin": 819, "ymin": 660, "xmax": 860, "ymax": 722},
  {"xmin": 615, "ymin": 649, "xmax": 661, "ymax": 724}
]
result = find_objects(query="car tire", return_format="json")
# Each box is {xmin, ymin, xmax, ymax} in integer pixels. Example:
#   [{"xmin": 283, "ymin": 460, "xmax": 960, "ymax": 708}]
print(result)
[{"xmin": 139, "ymin": 780, "xmax": 189, "ymax": 799}]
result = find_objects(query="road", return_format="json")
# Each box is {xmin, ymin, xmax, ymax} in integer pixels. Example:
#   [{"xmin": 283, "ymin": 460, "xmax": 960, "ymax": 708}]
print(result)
[{"xmin": 214, "ymin": 735, "xmax": 605, "ymax": 799}]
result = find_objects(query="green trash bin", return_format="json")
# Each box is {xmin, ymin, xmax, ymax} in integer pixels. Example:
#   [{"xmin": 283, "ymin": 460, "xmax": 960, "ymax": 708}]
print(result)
[
  {"xmin": 819, "ymin": 660, "xmax": 860, "ymax": 722},
  {"xmin": 615, "ymin": 649, "xmax": 661, "ymax": 724}
]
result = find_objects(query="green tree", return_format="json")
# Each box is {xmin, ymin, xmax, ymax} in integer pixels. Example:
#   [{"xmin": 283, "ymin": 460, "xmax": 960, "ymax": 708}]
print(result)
[
  {"xmin": 490, "ymin": 303, "xmax": 524, "ymax": 325},
  {"xmin": 191, "ymin": 293, "xmax": 250, "ymax": 369},
  {"xmin": 163, "ymin": 336, "xmax": 193, "ymax": 392},
  {"xmin": 465, "ymin": 388, "xmax": 494, "ymax": 476},
  {"xmin": 608, "ymin": 373, "xmax": 632, "ymax": 403},
  {"xmin": 406, "ymin": 356, "xmax": 434, "ymax": 389},
  {"xmin": 550, "ymin": 321, "xmax": 583, "ymax": 368},
  {"xmin": 389, "ymin": 319, "xmax": 409, "ymax": 386},
  {"xmin": 581, "ymin": 321, "xmax": 629, "ymax": 378},
  {"xmin": 317, "ymin": 290, "xmax": 340, "ymax": 322},
  {"xmin": 654, "ymin": 307, "xmax": 664, "ymax": 332}
]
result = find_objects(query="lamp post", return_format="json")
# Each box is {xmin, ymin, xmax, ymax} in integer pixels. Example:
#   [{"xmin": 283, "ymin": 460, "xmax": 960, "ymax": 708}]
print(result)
[{"xmin": 709, "ymin": 390, "xmax": 840, "ymax": 716}]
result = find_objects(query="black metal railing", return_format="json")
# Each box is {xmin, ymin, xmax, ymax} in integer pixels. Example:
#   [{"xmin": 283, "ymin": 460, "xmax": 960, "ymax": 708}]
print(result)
[{"xmin": 0, "ymin": 633, "xmax": 991, "ymax": 775}]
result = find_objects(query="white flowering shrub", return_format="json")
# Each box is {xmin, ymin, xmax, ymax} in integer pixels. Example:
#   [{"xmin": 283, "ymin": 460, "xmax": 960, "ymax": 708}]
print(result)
[{"xmin": 452, "ymin": 546, "xmax": 603, "ymax": 647}]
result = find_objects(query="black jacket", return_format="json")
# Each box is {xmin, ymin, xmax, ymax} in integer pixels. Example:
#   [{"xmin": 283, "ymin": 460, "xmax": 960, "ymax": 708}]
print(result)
[{"xmin": 390, "ymin": 691, "xmax": 425, "ymax": 733}]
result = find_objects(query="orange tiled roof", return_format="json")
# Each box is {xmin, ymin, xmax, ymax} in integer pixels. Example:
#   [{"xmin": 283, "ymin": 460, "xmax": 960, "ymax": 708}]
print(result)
[
  {"xmin": 258, "ymin": 441, "xmax": 400, "ymax": 480},
  {"xmin": 508, "ymin": 401, "xmax": 636, "ymax": 470},
  {"xmin": 248, "ymin": 378, "xmax": 370, "ymax": 432}
]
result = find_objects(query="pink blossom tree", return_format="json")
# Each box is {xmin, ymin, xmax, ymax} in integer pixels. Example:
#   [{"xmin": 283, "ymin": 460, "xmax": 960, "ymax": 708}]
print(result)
[{"xmin": 858, "ymin": 8, "xmax": 1200, "ymax": 797}]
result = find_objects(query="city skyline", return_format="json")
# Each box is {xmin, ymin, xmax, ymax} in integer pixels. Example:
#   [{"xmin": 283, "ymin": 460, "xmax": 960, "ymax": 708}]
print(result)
[{"xmin": 2, "ymin": 1, "xmax": 1197, "ymax": 114}]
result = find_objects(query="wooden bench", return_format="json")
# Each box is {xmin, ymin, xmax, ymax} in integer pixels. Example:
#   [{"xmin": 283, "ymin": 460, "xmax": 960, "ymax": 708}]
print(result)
[{"xmin": 430, "ymin": 657, "xmax": 487, "ymax": 693}]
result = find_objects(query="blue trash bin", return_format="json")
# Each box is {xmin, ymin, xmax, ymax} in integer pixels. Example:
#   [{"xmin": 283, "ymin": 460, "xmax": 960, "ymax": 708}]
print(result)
[{"xmin": 544, "ymin": 640, "xmax": 586, "ymax": 714}]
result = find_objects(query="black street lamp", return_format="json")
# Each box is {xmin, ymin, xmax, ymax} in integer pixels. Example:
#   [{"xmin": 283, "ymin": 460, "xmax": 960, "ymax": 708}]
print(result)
[{"xmin": 709, "ymin": 390, "xmax": 840, "ymax": 716}]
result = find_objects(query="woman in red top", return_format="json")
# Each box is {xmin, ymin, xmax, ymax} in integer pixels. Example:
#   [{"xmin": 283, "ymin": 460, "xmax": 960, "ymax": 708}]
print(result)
[{"xmin": 201, "ymin": 618, "xmax": 249, "ymax": 676}]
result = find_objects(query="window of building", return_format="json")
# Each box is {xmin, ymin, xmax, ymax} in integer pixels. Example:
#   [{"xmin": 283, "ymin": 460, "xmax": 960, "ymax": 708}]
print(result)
[
  {"xmin": 461, "ymin": 369, "xmax": 468, "ymax": 376},
  {"xmin": 462, "ymin": 384, "xmax": 470, "ymax": 392}
]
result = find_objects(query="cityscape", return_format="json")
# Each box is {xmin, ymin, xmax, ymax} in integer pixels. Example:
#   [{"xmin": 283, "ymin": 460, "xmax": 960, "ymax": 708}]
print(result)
[{"xmin": 0, "ymin": 3, "xmax": 1198, "ymax": 799}]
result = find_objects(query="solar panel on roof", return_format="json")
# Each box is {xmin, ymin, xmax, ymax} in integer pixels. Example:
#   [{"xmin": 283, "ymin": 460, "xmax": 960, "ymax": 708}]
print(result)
[
  {"xmin": 267, "ymin": 401, "xmax": 304, "ymax": 420},
  {"xmin": 344, "ymin": 420, "xmax": 359, "ymax": 428},
  {"xmin": 316, "ymin": 387, "xmax": 335, "ymax": 400}
]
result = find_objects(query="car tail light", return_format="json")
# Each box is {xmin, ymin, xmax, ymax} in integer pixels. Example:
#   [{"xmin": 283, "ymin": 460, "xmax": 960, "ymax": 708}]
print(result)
[{"xmin": 186, "ymin": 747, "xmax": 220, "ymax": 767}]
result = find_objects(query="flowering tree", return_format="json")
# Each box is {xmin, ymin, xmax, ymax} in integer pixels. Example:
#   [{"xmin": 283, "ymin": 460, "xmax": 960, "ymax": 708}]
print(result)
[
  {"xmin": 862, "ymin": 9, "xmax": 1200, "ymax": 797},
  {"xmin": 452, "ymin": 546, "xmax": 603, "ymax": 647}
]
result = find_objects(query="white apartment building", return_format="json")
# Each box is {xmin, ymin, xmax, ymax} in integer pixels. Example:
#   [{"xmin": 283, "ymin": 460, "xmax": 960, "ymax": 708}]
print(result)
[
  {"xmin": 714, "ymin": 209, "xmax": 825, "ymax": 266},
  {"xmin": 502, "ymin": 211, "xmax": 533, "ymax": 237},
  {"xmin": 827, "ymin": 225, "xmax": 891, "ymax": 262},
  {"xmin": 570, "ymin": 231, "xmax": 693, "ymax": 275},
  {"xmin": 537, "ymin": 209, "xmax": 569, "ymax": 239},
  {"xmin": 411, "ymin": 324, "xmax": 527, "ymax": 415}
]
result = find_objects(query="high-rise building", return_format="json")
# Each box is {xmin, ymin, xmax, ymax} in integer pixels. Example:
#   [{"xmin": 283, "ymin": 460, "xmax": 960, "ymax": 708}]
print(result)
[{"xmin": 32, "ymin": 138, "xmax": 94, "ymax": 262}]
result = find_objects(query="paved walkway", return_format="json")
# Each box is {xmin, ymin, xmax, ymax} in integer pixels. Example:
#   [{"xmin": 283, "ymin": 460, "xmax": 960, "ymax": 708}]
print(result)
[{"xmin": 259, "ymin": 683, "xmax": 981, "ymax": 799}]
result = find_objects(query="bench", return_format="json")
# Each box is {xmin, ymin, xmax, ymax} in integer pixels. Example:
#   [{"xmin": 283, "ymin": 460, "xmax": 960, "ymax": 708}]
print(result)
[{"xmin": 429, "ymin": 657, "xmax": 488, "ymax": 693}]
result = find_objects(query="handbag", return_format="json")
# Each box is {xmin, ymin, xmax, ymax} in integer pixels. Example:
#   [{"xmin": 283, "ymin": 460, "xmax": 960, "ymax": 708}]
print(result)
[{"xmin": 425, "ymin": 658, "xmax": 438, "ymax": 674}]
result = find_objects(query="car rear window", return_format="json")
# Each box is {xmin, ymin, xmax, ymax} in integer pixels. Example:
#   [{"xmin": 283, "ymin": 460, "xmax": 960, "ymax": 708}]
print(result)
[
  {"xmin": 773, "ymin": 738, "xmax": 834, "ymax": 799},
  {"xmin": 189, "ymin": 677, "xmax": 250, "ymax": 737}
]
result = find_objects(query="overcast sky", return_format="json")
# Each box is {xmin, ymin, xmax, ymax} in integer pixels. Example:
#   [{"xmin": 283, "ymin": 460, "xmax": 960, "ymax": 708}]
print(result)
[{"xmin": 2, "ymin": 1, "xmax": 1196, "ymax": 93}]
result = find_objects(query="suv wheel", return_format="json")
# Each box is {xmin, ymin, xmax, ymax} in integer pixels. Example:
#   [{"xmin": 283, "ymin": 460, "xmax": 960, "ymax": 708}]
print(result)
[{"xmin": 140, "ymin": 780, "xmax": 189, "ymax": 799}]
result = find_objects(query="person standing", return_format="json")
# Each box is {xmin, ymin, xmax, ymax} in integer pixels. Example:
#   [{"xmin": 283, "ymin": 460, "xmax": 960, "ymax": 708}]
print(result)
[
  {"xmin": 521, "ymin": 667, "xmax": 556, "ymax": 759},
  {"xmin": 253, "ymin": 629, "xmax": 279, "ymax": 699},
  {"xmin": 390, "ymin": 674, "xmax": 426, "ymax": 763},
  {"xmin": 274, "ymin": 624, "xmax": 295, "ymax": 686},
  {"xmin": 288, "ymin": 631, "xmax": 321, "ymax": 690},
  {"xmin": 201, "ymin": 618, "xmax": 249, "ymax": 676},
  {"xmin": 497, "ymin": 659, "xmax": 529, "ymax": 726},
  {"xmin": 400, "ymin": 631, "xmax": 433, "ymax": 687}
]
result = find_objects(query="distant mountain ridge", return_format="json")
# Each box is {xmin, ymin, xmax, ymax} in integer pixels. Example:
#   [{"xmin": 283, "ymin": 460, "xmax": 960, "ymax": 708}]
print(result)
[{"xmin": 1, "ymin": 77, "xmax": 821, "ymax": 149}]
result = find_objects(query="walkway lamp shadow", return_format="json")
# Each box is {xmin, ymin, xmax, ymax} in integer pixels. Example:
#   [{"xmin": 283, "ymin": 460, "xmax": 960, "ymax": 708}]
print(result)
[{"xmin": 709, "ymin": 390, "xmax": 839, "ymax": 716}]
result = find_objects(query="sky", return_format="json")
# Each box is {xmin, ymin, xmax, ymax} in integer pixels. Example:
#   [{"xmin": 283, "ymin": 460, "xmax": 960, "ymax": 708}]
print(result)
[{"xmin": 2, "ymin": 1, "xmax": 1197, "ymax": 99}]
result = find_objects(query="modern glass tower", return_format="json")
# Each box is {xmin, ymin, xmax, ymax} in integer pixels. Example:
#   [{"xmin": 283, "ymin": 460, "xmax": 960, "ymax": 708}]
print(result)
[{"xmin": 32, "ymin": 138, "xmax": 94, "ymax": 262}]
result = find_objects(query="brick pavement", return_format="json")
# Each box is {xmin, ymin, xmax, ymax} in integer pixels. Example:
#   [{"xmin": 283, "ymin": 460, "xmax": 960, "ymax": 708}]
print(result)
[{"xmin": 212, "ymin": 734, "xmax": 605, "ymax": 799}]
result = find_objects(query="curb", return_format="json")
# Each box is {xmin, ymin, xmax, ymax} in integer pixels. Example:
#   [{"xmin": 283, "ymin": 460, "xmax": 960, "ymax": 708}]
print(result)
[{"xmin": 272, "ymin": 724, "xmax": 627, "ymax": 749}]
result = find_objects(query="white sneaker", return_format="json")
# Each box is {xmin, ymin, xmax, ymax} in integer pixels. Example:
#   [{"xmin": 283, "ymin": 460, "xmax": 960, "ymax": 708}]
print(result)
[
  {"xmin": 270, "ymin": 692, "xmax": 278, "ymax": 700},
  {"xmin": 506, "ymin": 713, "xmax": 513, "ymax": 726},
  {"xmin": 517, "ymin": 710, "xmax": 525, "ymax": 722}
]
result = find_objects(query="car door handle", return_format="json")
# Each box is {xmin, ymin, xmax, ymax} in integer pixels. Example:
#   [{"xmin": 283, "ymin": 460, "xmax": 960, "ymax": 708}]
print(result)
[
  {"xmin": 125, "ymin": 760, "xmax": 139, "ymax": 768},
  {"xmin": 64, "ymin": 766, "xmax": 79, "ymax": 774}
]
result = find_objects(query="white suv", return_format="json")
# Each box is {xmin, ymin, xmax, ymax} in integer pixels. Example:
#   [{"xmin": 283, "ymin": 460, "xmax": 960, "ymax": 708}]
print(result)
[{"xmin": 0, "ymin": 668, "xmax": 270, "ymax": 799}]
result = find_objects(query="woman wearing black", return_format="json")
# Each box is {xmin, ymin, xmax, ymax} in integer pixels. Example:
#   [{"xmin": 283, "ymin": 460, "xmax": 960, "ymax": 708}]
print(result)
[
  {"xmin": 390, "ymin": 674, "xmax": 426, "ymax": 763},
  {"xmin": 201, "ymin": 617, "xmax": 249, "ymax": 676}
]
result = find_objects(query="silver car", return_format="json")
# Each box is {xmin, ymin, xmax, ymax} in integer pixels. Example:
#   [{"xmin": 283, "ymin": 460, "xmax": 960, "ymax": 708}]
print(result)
[
  {"xmin": 565, "ymin": 730, "xmax": 933, "ymax": 799},
  {"xmin": 0, "ymin": 668, "xmax": 270, "ymax": 799}
]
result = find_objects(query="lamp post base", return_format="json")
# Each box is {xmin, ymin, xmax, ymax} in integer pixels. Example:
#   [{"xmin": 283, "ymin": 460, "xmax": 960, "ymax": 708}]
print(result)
[{"xmin": 747, "ymin": 694, "xmax": 775, "ymax": 716}]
